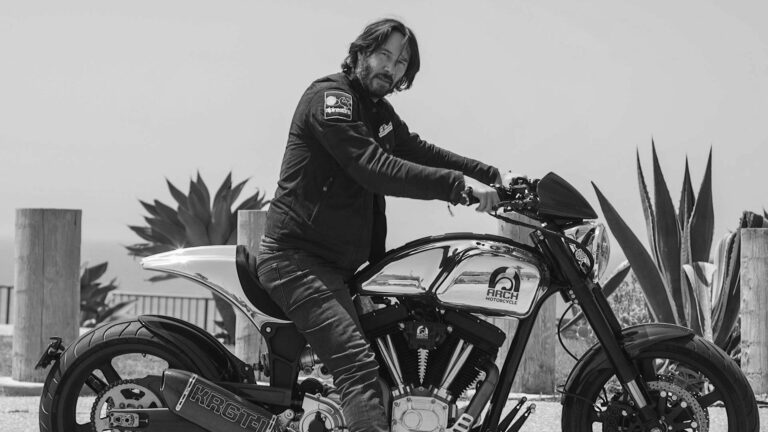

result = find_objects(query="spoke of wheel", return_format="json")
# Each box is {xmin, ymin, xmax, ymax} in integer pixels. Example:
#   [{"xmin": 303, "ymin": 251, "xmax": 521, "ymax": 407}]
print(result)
[
  {"xmin": 99, "ymin": 361, "xmax": 121, "ymax": 383},
  {"xmin": 84, "ymin": 373, "xmax": 107, "ymax": 394},
  {"xmin": 696, "ymin": 389, "xmax": 722, "ymax": 409}
]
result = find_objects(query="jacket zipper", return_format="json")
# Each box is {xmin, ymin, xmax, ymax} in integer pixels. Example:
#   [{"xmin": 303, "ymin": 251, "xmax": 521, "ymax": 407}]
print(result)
[{"xmin": 309, "ymin": 176, "xmax": 334, "ymax": 223}]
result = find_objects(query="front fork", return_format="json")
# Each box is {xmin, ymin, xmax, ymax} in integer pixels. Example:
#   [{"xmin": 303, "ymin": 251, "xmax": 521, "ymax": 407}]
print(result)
[{"xmin": 537, "ymin": 231, "xmax": 658, "ymax": 422}]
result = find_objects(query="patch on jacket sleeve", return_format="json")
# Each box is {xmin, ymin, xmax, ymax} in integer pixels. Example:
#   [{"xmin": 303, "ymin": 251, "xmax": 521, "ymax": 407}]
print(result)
[{"xmin": 323, "ymin": 91, "xmax": 353, "ymax": 121}]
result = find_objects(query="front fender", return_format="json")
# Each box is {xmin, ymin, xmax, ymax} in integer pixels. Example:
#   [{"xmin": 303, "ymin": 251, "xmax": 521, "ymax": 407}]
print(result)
[
  {"xmin": 562, "ymin": 323, "xmax": 695, "ymax": 397},
  {"xmin": 139, "ymin": 315, "xmax": 249, "ymax": 382}
]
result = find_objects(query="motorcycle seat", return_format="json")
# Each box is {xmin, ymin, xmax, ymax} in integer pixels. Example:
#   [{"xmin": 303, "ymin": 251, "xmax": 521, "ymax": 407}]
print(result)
[{"xmin": 235, "ymin": 245, "xmax": 289, "ymax": 321}]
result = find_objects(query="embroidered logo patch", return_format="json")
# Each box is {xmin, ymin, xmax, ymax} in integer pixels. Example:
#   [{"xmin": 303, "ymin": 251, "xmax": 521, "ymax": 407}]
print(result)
[
  {"xmin": 378, "ymin": 122, "xmax": 393, "ymax": 138},
  {"xmin": 324, "ymin": 91, "xmax": 353, "ymax": 121}
]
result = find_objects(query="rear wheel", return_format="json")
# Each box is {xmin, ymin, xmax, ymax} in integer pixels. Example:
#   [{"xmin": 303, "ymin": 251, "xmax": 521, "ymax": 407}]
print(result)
[
  {"xmin": 561, "ymin": 336, "xmax": 759, "ymax": 431},
  {"xmin": 39, "ymin": 320, "xmax": 200, "ymax": 432}
]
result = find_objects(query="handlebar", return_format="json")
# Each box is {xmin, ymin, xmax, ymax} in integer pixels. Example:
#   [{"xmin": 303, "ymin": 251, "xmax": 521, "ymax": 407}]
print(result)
[{"xmin": 461, "ymin": 176, "xmax": 540, "ymax": 215}]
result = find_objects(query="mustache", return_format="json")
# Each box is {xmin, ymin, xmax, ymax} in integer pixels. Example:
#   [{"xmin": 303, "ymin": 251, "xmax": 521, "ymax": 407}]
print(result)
[{"xmin": 375, "ymin": 74, "xmax": 394, "ymax": 85}]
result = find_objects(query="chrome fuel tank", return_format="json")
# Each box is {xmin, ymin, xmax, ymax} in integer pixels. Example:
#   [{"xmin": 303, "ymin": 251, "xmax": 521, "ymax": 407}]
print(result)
[{"xmin": 355, "ymin": 234, "xmax": 549, "ymax": 318}]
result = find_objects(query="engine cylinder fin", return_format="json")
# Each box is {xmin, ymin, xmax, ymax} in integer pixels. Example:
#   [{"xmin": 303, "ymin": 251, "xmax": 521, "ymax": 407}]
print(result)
[
  {"xmin": 447, "ymin": 350, "xmax": 488, "ymax": 397},
  {"xmin": 423, "ymin": 335, "xmax": 460, "ymax": 389},
  {"xmin": 391, "ymin": 333, "xmax": 420, "ymax": 386}
]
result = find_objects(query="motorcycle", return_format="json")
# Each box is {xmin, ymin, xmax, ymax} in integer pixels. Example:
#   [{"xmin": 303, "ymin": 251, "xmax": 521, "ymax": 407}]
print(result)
[{"xmin": 36, "ymin": 172, "xmax": 759, "ymax": 432}]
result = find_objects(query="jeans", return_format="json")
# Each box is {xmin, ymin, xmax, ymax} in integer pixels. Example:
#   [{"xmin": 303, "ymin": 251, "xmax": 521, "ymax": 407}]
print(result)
[{"xmin": 255, "ymin": 246, "xmax": 388, "ymax": 432}]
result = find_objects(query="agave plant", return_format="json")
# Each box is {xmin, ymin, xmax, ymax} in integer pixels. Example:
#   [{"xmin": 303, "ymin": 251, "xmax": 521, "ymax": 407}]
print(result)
[
  {"xmin": 126, "ymin": 172, "xmax": 270, "ymax": 341},
  {"xmin": 80, "ymin": 262, "xmax": 134, "ymax": 327},
  {"xmin": 589, "ymin": 143, "xmax": 744, "ymax": 354}
]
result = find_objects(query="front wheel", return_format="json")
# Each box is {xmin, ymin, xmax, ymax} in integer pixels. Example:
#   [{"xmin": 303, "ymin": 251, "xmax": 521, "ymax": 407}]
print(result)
[{"xmin": 561, "ymin": 336, "xmax": 759, "ymax": 431}]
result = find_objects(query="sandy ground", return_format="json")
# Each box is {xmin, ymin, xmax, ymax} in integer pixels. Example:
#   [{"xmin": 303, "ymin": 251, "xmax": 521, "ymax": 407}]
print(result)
[{"xmin": 1, "ymin": 395, "xmax": 766, "ymax": 432}]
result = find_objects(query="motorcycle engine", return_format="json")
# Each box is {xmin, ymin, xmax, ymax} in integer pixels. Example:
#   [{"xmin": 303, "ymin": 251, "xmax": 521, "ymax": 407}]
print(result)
[{"xmin": 360, "ymin": 302, "xmax": 505, "ymax": 432}]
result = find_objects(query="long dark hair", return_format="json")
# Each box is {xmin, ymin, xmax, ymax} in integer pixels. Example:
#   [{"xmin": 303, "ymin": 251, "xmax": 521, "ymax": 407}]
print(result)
[{"xmin": 341, "ymin": 18, "xmax": 421, "ymax": 92}]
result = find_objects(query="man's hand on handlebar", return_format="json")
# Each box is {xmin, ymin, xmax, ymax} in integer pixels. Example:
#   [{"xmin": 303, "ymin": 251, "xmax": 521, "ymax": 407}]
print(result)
[{"xmin": 462, "ymin": 176, "xmax": 500, "ymax": 213}]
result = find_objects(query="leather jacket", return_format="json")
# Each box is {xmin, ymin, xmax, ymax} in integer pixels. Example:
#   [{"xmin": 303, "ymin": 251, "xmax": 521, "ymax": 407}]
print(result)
[{"xmin": 263, "ymin": 72, "xmax": 499, "ymax": 271}]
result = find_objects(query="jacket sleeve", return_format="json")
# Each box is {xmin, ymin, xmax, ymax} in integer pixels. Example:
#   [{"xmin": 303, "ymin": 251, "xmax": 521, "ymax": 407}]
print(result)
[
  {"xmin": 307, "ymin": 88, "xmax": 466, "ymax": 203},
  {"xmin": 390, "ymin": 111, "xmax": 500, "ymax": 185}
]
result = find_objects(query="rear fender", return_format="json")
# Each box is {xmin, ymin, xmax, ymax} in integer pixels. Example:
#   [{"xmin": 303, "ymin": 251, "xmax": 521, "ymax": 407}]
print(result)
[
  {"xmin": 139, "ymin": 315, "xmax": 249, "ymax": 382},
  {"xmin": 562, "ymin": 323, "xmax": 695, "ymax": 396}
]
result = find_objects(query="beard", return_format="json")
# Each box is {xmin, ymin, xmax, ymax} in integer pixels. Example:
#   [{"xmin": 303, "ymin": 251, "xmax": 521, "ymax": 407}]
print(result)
[{"xmin": 357, "ymin": 60, "xmax": 396, "ymax": 98}]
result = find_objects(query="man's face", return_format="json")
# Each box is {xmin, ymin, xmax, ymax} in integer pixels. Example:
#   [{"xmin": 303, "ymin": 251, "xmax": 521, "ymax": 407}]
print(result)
[{"xmin": 356, "ymin": 31, "xmax": 410, "ymax": 98}]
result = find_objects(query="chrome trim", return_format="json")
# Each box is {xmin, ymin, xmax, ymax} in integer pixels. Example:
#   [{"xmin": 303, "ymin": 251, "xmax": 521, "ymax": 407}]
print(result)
[
  {"xmin": 376, "ymin": 338, "xmax": 406, "ymax": 392},
  {"xmin": 440, "ymin": 342, "xmax": 474, "ymax": 389},
  {"xmin": 385, "ymin": 335, "xmax": 406, "ymax": 383}
]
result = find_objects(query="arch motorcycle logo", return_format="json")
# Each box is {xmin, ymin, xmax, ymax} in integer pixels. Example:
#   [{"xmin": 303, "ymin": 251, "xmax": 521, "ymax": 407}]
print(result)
[
  {"xmin": 485, "ymin": 267, "xmax": 521, "ymax": 305},
  {"xmin": 324, "ymin": 91, "xmax": 353, "ymax": 121}
]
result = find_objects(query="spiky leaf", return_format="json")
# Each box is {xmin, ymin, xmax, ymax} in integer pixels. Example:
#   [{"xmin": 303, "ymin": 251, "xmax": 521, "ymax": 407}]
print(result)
[
  {"xmin": 153, "ymin": 200, "xmax": 182, "ymax": 226},
  {"xmin": 593, "ymin": 183, "xmax": 679, "ymax": 324},
  {"xmin": 208, "ymin": 190, "xmax": 233, "ymax": 245},
  {"xmin": 139, "ymin": 200, "xmax": 160, "ymax": 218},
  {"xmin": 81, "ymin": 262, "xmax": 108, "ymax": 286},
  {"xmin": 711, "ymin": 231, "xmax": 741, "ymax": 348},
  {"xmin": 195, "ymin": 172, "xmax": 211, "ymax": 211},
  {"xmin": 144, "ymin": 216, "xmax": 186, "ymax": 247},
  {"xmin": 166, "ymin": 179, "xmax": 189, "ymax": 209},
  {"xmin": 128, "ymin": 226, "xmax": 161, "ymax": 244},
  {"xmin": 188, "ymin": 178, "xmax": 212, "ymax": 227},
  {"xmin": 688, "ymin": 148, "xmax": 714, "ymax": 262},
  {"xmin": 230, "ymin": 178, "xmax": 249, "ymax": 204},
  {"xmin": 682, "ymin": 262, "xmax": 715, "ymax": 340},
  {"xmin": 678, "ymin": 159, "xmax": 696, "ymax": 234},
  {"xmin": 212, "ymin": 172, "xmax": 233, "ymax": 209},
  {"xmin": 236, "ymin": 189, "xmax": 269, "ymax": 212},
  {"xmin": 679, "ymin": 160, "xmax": 695, "ymax": 269},
  {"xmin": 636, "ymin": 149, "xmax": 658, "ymax": 264},
  {"xmin": 650, "ymin": 144, "xmax": 685, "ymax": 325},
  {"xmin": 178, "ymin": 205, "xmax": 210, "ymax": 247}
]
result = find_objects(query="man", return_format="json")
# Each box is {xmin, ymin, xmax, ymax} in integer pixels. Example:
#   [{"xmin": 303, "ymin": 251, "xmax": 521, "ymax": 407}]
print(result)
[{"xmin": 256, "ymin": 18, "xmax": 504, "ymax": 432}]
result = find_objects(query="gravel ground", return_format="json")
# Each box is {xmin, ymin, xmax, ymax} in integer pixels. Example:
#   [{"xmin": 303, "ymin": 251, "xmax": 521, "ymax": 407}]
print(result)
[{"xmin": 1, "ymin": 395, "xmax": 766, "ymax": 432}]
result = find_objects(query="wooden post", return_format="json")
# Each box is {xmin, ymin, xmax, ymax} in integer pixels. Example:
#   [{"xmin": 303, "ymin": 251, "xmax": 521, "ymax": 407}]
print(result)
[
  {"xmin": 496, "ymin": 212, "xmax": 556, "ymax": 394},
  {"xmin": 740, "ymin": 228, "xmax": 768, "ymax": 395},
  {"xmin": 236, "ymin": 210, "xmax": 269, "ymax": 381},
  {"xmin": 13, "ymin": 209, "xmax": 81, "ymax": 382}
]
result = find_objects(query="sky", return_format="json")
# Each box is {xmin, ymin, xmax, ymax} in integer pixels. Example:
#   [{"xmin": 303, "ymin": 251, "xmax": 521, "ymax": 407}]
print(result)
[{"xmin": 1, "ymin": 1, "xmax": 766, "ymax": 292}]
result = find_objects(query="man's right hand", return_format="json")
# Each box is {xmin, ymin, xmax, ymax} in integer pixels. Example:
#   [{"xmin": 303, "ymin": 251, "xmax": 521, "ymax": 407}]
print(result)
[{"xmin": 463, "ymin": 176, "xmax": 500, "ymax": 213}]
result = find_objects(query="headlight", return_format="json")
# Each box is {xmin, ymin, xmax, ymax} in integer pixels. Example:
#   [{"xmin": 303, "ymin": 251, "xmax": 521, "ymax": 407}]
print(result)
[{"xmin": 565, "ymin": 222, "xmax": 610, "ymax": 282}]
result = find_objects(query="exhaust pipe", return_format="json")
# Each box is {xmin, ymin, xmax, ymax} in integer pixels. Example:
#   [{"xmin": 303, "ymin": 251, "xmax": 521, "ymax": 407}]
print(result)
[{"xmin": 162, "ymin": 369, "xmax": 278, "ymax": 432}]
